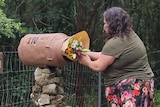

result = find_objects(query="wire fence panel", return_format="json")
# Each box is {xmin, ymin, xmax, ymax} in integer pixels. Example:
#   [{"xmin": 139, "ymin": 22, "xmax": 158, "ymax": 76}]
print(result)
[
  {"xmin": 0, "ymin": 51, "xmax": 160, "ymax": 107},
  {"xmin": 61, "ymin": 63, "xmax": 100, "ymax": 107},
  {"xmin": 0, "ymin": 52, "xmax": 100, "ymax": 107},
  {"xmin": 0, "ymin": 52, "xmax": 35, "ymax": 107}
]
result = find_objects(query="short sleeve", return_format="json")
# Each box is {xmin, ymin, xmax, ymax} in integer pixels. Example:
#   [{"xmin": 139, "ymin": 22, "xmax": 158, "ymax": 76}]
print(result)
[{"xmin": 101, "ymin": 38, "xmax": 123, "ymax": 58}]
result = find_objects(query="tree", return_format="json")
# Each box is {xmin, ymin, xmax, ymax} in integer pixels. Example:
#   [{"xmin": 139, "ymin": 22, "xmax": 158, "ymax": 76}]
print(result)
[
  {"xmin": 2, "ymin": 0, "xmax": 160, "ymax": 106},
  {"xmin": 0, "ymin": 0, "xmax": 24, "ymax": 51}
]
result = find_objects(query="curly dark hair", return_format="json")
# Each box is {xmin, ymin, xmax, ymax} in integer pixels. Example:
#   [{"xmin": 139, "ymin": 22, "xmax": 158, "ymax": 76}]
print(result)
[{"xmin": 103, "ymin": 7, "xmax": 132, "ymax": 40}]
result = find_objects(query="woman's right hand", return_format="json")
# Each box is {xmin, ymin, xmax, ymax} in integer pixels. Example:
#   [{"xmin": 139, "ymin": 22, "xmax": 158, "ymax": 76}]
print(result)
[{"xmin": 78, "ymin": 53, "xmax": 90, "ymax": 66}]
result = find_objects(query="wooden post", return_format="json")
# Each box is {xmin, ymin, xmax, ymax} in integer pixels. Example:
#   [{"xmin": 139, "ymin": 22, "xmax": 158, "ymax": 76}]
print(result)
[{"xmin": 0, "ymin": 52, "xmax": 3, "ymax": 73}]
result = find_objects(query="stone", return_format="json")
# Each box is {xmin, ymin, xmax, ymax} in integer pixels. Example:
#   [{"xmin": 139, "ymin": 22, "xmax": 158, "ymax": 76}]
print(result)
[
  {"xmin": 32, "ymin": 85, "xmax": 42, "ymax": 93},
  {"xmin": 49, "ymin": 95, "xmax": 56, "ymax": 100},
  {"xmin": 41, "ymin": 68, "xmax": 51, "ymax": 74},
  {"xmin": 34, "ymin": 67, "xmax": 42, "ymax": 77},
  {"xmin": 42, "ymin": 83, "xmax": 57, "ymax": 94},
  {"xmin": 31, "ymin": 67, "xmax": 65, "ymax": 107},
  {"xmin": 38, "ymin": 94, "xmax": 50, "ymax": 106},
  {"xmin": 57, "ymin": 86, "xmax": 64, "ymax": 94},
  {"xmin": 47, "ymin": 73, "xmax": 56, "ymax": 79},
  {"xmin": 55, "ymin": 68, "xmax": 62, "ymax": 76},
  {"xmin": 50, "ymin": 95, "xmax": 64, "ymax": 105},
  {"xmin": 35, "ymin": 73, "xmax": 49, "ymax": 85},
  {"xmin": 41, "ymin": 73, "xmax": 50, "ymax": 79},
  {"xmin": 30, "ymin": 93, "xmax": 40, "ymax": 106},
  {"xmin": 35, "ymin": 75, "xmax": 42, "ymax": 82},
  {"xmin": 48, "ymin": 77, "xmax": 63, "ymax": 85},
  {"xmin": 36, "ymin": 77, "xmax": 48, "ymax": 86}
]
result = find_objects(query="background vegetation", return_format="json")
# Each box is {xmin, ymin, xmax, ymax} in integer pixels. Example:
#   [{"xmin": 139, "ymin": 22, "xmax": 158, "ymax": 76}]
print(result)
[
  {"xmin": 0, "ymin": 0, "xmax": 160, "ymax": 106},
  {"xmin": 0, "ymin": 0, "xmax": 160, "ymax": 51}
]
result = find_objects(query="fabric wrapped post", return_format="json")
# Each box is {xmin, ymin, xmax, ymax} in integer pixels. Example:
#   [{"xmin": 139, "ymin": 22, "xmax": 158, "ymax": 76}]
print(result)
[
  {"xmin": 18, "ymin": 33, "xmax": 69, "ymax": 67},
  {"xmin": 18, "ymin": 31, "xmax": 90, "ymax": 67}
]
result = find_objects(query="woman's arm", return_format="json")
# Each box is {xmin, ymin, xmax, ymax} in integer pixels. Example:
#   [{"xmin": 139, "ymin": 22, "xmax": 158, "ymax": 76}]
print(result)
[{"xmin": 78, "ymin": 52, "xmax": 115, "ymax": 72}]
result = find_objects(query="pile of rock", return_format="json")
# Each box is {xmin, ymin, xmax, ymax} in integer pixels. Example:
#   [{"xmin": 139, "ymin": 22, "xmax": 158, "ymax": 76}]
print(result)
[{"xmin": 30, "ymin": 67, "xmax": 65, "ymax": 107}]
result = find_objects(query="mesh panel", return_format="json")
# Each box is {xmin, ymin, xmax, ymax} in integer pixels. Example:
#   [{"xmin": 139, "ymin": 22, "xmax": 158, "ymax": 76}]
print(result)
[
  {"xmin": 0, "ymin": 52, "xmax": 100, "ymax": 107},
  {"xmin": 0, "ymin": 51, "xmax": 159, "ymax": 107}
]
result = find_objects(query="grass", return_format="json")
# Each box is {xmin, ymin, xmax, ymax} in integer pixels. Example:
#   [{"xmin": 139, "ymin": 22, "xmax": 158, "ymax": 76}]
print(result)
[
  {"xmin": 64, "ymin": 89, "xmax": 160, "ymax": 107},
  {"xmin": 154, "ymin": 90, "xmax": 160, "ymax": 107}
]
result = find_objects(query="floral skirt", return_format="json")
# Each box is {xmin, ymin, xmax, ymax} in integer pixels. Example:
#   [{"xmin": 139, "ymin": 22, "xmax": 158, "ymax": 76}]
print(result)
[{"xmin": 105, "ymin": 78, "xmax": 154, "ymax": 107}]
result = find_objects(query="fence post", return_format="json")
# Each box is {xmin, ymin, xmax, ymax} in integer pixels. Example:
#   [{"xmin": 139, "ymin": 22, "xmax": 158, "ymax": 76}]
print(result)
[
  {"xmin": 98, "ymin": 72, "xmax": 102, "ymax": 107},
  {"xmin": 0, "ymin": 52, "xmax": 3, "ymax": 73}
]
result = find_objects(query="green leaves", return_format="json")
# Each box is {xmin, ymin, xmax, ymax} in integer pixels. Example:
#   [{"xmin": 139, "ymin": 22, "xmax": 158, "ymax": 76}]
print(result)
[
  {"xmin": 0, "ymin": 0, "xmax": 5, "ymax": 7},
  {"xmin": 0, "ymin": 9, "xmax": 22, "ymax": 38}
]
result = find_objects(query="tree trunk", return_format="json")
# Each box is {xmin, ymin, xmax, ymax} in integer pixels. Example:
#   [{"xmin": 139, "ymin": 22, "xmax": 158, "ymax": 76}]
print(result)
[{"xmin": 75, "ymin": 0, "xmax": 86, "ymax": 106}]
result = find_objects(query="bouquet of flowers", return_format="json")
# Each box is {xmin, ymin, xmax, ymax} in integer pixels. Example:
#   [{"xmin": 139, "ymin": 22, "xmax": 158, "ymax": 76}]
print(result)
[
  {"xmin": 64, "ymin": 37, "xmax": 90, "ymax": 61},
  {"xmin": 62, "ymin": 31, "xmax": 90, "ymax": 61}
]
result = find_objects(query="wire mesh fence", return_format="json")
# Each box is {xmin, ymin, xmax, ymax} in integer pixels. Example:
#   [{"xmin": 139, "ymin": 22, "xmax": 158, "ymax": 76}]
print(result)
[
  {"xmin": 0, "ymin": 51, "xmax": 101, "ymax": 107},
  {"xmin": 0, "ymin": 52, "xmax": 35, "ymax": 107},
  {"xmin": 0, "ymin": 51, "xmax": 160, "ymax": 107}
]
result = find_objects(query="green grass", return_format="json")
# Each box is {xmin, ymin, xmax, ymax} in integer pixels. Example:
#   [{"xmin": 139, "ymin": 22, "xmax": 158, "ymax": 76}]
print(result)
[
  {"xmin": 64, "ymin": 89, "xmax": 160, "ymax": 107},
  {"xmin": 154, "ymin": 90, "xmax": 160, "ymax": 107}
]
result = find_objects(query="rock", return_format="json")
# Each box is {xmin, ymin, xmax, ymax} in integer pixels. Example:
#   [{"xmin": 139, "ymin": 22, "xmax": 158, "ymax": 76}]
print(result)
[
  {"xmin": 48, "ymin": 77, "xmax": 63, "ymax": 85},
  {"xmin": 38, "ymin": 94, "xmax": 50, "ymax": 106},
  {"xmin": 47, "ymin": 73, "xmax": 56, "ymax": 79},
  {"xmin": 34, "ymin": 67, "xmax": 42, "ymax": 77},
  {"xmin": 36, "ymin": 77, "xmax": 48, "ymax": 86},
  {"xmin": 49, "ymin": 95, "xmax": 56, "ymax": 100},
  {"xmin": 41, "ymin": 68, "xmax": 51, "ymax": 74},
  {"xmin": 41, "ymin": 73, "xmax": 50, "ymax": 79},
  {"xmin": 30, "ymin": 93, "xmax": 40, "ymax": 105},
  {"xmin": 34, "ymin": 101, "xmax": 39, "ymax": 106},
  {"xmin": 42, "ymin": 83, "xmax": 57, "ymax": 94},
  {"xmin": 57, "ymin": 86, "xmax": 64, "ymax": 94},
  {"xmin": 32, "ymin": 85, "xmax": 42, "ymax": 93},
  {"xmin": 35, "ymin": 72, "xmax": 50, "ymax": 85},
  {"xmin": 50, "ymin": 95, "xmax": 64, "ymax": 105},
  {"xmin": 55, "ymin": 68, "xmax": 62, "ymax": 76},
  {"xmin": 32, "ymin": 67, "xmax": 65, "ymax": 107},
  {"xmin": 35, "ymin": 75, "xmax": 42, "ymax": 82}
]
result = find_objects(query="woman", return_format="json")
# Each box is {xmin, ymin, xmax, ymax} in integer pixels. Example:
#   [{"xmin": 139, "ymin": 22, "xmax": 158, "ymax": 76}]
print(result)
[{"xmin": 78, "ymin": 7, "xmax": 154, "ymax": 107}]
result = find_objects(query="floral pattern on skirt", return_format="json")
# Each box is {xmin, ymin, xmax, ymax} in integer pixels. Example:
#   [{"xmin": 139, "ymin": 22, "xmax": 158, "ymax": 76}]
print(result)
[{"xmin": 105, "ymin": 78, "xmax": 154, "ymax": 107}]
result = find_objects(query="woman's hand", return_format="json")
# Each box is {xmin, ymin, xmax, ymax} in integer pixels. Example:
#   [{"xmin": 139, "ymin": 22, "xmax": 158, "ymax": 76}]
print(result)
[{"xmin": 78, "ymin": 53, "xmax": 90, "ymax": 66}]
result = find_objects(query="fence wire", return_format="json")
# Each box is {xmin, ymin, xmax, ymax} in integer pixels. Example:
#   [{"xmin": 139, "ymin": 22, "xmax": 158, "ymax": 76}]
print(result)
[
  {"xmin": 0, "ymin": 51, "xmax": 160, "ymax": 107},
  {"xmin": 0, "ymin": 52, "xmax": 102, "ymax": 107}
]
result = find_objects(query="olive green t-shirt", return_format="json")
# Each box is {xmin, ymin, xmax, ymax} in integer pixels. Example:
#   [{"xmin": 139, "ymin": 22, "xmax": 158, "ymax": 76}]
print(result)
[{"xmin": 102, "ymin": 30, "xmax": 154, "ymax": 86}]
